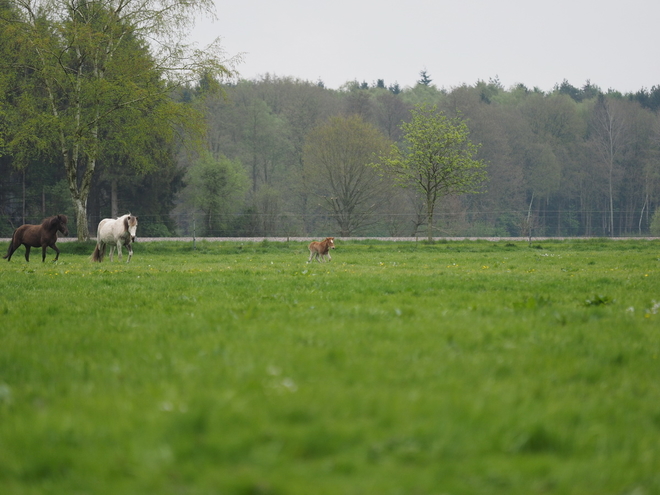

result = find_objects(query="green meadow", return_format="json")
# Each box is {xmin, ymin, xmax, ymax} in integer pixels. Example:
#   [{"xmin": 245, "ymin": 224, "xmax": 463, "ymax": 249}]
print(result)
[{"xmin": 1, "ymin": 239, "xmax": 660, "ymax": 495}]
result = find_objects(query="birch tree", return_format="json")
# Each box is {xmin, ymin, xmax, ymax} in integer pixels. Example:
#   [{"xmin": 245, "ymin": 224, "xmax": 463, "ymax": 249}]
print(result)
[
  {"xmin": 4, "ymin": 0, "xmax": 239, "ymax": 239},
  {"xmin": 590, "ymin": 95, "xmax": 627, "ymax": 236}
]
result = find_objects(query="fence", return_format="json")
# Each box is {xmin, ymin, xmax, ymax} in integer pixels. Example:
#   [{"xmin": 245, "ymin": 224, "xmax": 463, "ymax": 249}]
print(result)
[{"xmin": 2, "ymin": 210, "xmax": 658, "ymax": 240}]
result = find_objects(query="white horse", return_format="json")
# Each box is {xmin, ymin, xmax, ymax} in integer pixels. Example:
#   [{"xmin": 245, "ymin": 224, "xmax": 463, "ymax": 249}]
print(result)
[{"xmin": 91, "ymin": 214, "xmax": 138, "ymax": 263}]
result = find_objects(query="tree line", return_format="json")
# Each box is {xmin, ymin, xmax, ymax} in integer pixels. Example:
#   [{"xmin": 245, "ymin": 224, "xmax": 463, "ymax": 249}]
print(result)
[
  {"xmin": 2, "ymin": 1, "xmax": 660, "ymax": 239},
  {"xmin": 175, "ymin": 76, "xmax": 660, "ymax": 238}
]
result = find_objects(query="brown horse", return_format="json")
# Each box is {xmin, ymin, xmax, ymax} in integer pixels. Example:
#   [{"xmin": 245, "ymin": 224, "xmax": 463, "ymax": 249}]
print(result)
[
  {"xmin": 308, "ymin": 237, "xmax": 335, "ymax": 263},
  {"xmin": 3, "ymin": 214, "xmax": 69, "ymax": 262}
]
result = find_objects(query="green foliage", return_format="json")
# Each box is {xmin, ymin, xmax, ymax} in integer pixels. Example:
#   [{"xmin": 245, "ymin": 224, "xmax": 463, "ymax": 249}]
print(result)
[
  {"xmin": 650, "ymin": 208, "xmax": 660, "ymax": 236},
  {"xmin": 4, "ymin": 0, "xmax": 236, "ymax": 240},
  {"xmin": 377, "ymin": 104, "xmax": 487, "ymax": 240},
  {"xmin": 180, "ymin": 152, "xmax": 248, "ymax": 235},
  {"xmin": 0, "ymin": 216, "xmax": 14, "ymax": 237},
  {"xmin": 2, "ymin": 240, "xmax": 660, "ymax": 493},
  {"xmin": 584, "ymin": 294, "xmax": 615, "ymax": 306},
  {"xmin": 139, "ymin": 222, "xmax": 173, "ymax": 237}
]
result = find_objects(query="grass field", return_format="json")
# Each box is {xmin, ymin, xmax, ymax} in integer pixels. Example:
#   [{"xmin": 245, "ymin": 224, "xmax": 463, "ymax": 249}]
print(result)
[{"xmin": 1, "ymin": 239, "xmax": 659, "ymax": 495}]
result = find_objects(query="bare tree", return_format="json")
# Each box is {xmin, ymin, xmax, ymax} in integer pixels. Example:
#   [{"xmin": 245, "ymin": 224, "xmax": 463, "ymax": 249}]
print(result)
[
  {"xmin": 590, "ymin": 95, "xmax": 627, "ymax": 236},
  {"xmin": 303, "ymin": 115, "xmax": 391, "ymax": 236}
]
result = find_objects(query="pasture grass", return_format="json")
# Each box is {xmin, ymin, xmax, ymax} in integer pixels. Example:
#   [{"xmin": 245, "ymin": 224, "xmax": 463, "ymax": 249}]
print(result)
[{"xmin": 1, "ymin": 239, "xmax": 660, "ymax": 494}]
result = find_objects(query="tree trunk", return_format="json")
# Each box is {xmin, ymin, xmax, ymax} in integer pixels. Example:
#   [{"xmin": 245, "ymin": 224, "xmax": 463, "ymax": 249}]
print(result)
[
  {"xmin": 22, "ymin": 169, "xmax": 26, "ymax": 224},
  {"xmin": 608, "ymin": 158, "xmax": 614, "ymax": 236},
  {"xmin": 111, "ymin": 179, "xmax": 118, "ymax": 218},
  {"xmin": 639, "ymin": 194, "xmax": 648, "ymax": 235},
  {"xmin": 426, "ymin": 199, "xmax": 434, "ymax": 242},
  {"xmin": 73, "ymin": 196, "xmax": 89, "ymax": 240},
  {"xmin": 65, "ymin": 151, "xmax": 95, "ymax": 241}
]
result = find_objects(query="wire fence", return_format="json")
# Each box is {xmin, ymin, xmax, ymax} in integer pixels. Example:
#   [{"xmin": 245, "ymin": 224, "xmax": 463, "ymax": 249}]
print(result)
[{"xmin": 2, "ymin": 210, "xmax": 659, "ymax": 241}]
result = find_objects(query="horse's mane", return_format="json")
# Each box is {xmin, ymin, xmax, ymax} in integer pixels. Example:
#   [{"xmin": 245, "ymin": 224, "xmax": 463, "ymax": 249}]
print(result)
[
  {"xmin": 41, "ymin": 215, "xmax": 57, "ymax": 227},
  {"xmin": 41, "ymin": 215, "xmax": 66, "ymax": 229}
]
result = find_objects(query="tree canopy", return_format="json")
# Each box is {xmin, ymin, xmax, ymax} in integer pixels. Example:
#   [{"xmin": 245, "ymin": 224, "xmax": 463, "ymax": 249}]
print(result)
[
  {"xmin": 2, "ymin": 46, "xmax": 660, "ymax": 239},
  {"xmin": 2, "ymin": 0, "xmax": 239, "ymax": 239},
  {"xmin": 376, "ymin": 104, "xmax": 487, "ymax": 241}
]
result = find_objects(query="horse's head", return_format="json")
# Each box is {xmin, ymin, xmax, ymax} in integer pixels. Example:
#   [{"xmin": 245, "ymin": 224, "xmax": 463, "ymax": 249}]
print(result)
[
  {"xmin": 52, "ymin": 214, "xmax": 69, "ymax": 236},
  {"xmin": 326, "ymin": 237, "xmax": 335, "ymax": 249},
  {"xmin": 125, "ymin": 215, "xmax": 138, "ymax": 243}
]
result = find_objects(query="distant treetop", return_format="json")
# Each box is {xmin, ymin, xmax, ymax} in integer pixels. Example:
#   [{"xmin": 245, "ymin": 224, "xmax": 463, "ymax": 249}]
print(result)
[{"xmin": 418, "ymin": 69, "xmax": 433, "ymax": 86}]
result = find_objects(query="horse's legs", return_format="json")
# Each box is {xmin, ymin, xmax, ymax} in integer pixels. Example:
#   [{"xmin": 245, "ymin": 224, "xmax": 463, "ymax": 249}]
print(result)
[
  {"xmin": 24, "ymin": 245, "xmax": 31, "ymax": 262},
  {"xmin": 50, "ymin": 243, "xmax": 61, "ymax": 261},
  {"xmin": 126, "ymin": 244, "xmax": 133, "ymax": 263},
  {"xmin": 115, "ymin": 241, "xmax": 123, "ymax": 261},
  {"xmin": 109, "ymin": 245, "xmax": 115, "ymax": 262}
]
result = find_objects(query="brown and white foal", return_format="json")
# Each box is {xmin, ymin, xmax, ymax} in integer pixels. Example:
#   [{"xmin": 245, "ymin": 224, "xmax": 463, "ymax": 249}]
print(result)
[{"xmin": 308, "ymin": 237, "xmax": 335, "ymax": 263}]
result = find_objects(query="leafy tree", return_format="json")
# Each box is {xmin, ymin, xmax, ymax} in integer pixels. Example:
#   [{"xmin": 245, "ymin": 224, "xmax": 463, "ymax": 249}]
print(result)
[
  {"xmin": 444, "ymin": 85, "xmax": 525, "ymax": 234},
  {"xmin": 374, "ymin": 91, "xmax": 409, "ymax": 141},
  {"xmin": 180, "ymin": 152, "xmax": 247, "ymax": 235},
  {"xmin": 5, "ymin": 0, "xmax": 238, "ymax": 239},
  {"xmin": 636, "ymin": 86, "xmax": 660, "ymax": 112},
  {"xmin": 303, "ymin": 115, "xmax": 391, "ymax": 236},
  {"xmin": 376, "ymin": 104, "xmax": 487, "ymax": 241},
  {"xmin": 239, "ymin": 98, "xmax": 290, "ymax": 193}
]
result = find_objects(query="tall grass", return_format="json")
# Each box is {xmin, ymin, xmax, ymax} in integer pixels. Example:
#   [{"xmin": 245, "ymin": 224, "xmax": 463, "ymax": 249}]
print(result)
[{"xmin": 1, "ymin": 240, "xmax": 659, "ymax": 494}]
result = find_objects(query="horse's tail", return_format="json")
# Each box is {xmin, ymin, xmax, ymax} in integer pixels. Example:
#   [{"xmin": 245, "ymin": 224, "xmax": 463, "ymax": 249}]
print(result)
[
  {"xmin": 3, "ymin": 232, "xmax": 17, "ymax": 259},
  {"xmin": 91, "ymin": 243, "xmax": 104, "ymax": 262}
]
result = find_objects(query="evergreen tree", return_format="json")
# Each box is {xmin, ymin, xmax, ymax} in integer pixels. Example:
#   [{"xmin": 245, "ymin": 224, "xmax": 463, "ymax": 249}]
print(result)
[{"xmin": 418, "ymin": 69, "xmax": 433, "ymax": 86}]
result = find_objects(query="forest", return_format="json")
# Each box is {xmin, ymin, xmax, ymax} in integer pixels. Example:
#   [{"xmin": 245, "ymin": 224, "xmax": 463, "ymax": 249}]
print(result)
[
  {"xmin": 2, "ymin": 1, "xmax": 660, "ymax": 239},
  {"xmin": 184, "ymin": 77, "xmax": 660, "ymax": 238}
]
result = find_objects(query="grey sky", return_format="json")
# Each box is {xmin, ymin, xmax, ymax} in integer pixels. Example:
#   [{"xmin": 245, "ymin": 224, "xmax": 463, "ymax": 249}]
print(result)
[{"xmin": 192, "ymin": 0, "xmax": 659, "ymax": 93}]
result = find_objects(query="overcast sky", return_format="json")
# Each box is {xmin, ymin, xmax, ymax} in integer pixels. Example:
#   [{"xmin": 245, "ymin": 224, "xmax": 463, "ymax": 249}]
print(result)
[{"xmin": 191, "ymin": 0, "xmax": 660, "ymax": 93}]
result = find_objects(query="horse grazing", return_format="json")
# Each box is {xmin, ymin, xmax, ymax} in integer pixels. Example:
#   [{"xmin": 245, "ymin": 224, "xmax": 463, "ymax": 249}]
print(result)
[
  {"xmin": 91, "ymin": 214, "xmax": 138, "ymax": 263},
  {"xmin": 308, "ymin": 237, "xmax": 335, "ymax": 263},
  {"xmin": 3, "ymin": 214, "xmax": 69, "ymax": 262}
]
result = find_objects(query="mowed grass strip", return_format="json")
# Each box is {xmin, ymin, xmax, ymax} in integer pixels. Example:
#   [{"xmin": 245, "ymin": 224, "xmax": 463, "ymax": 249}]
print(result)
[{"xmin": 1, "ymin": 240, "xmax": 659, "ymax": 495}]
